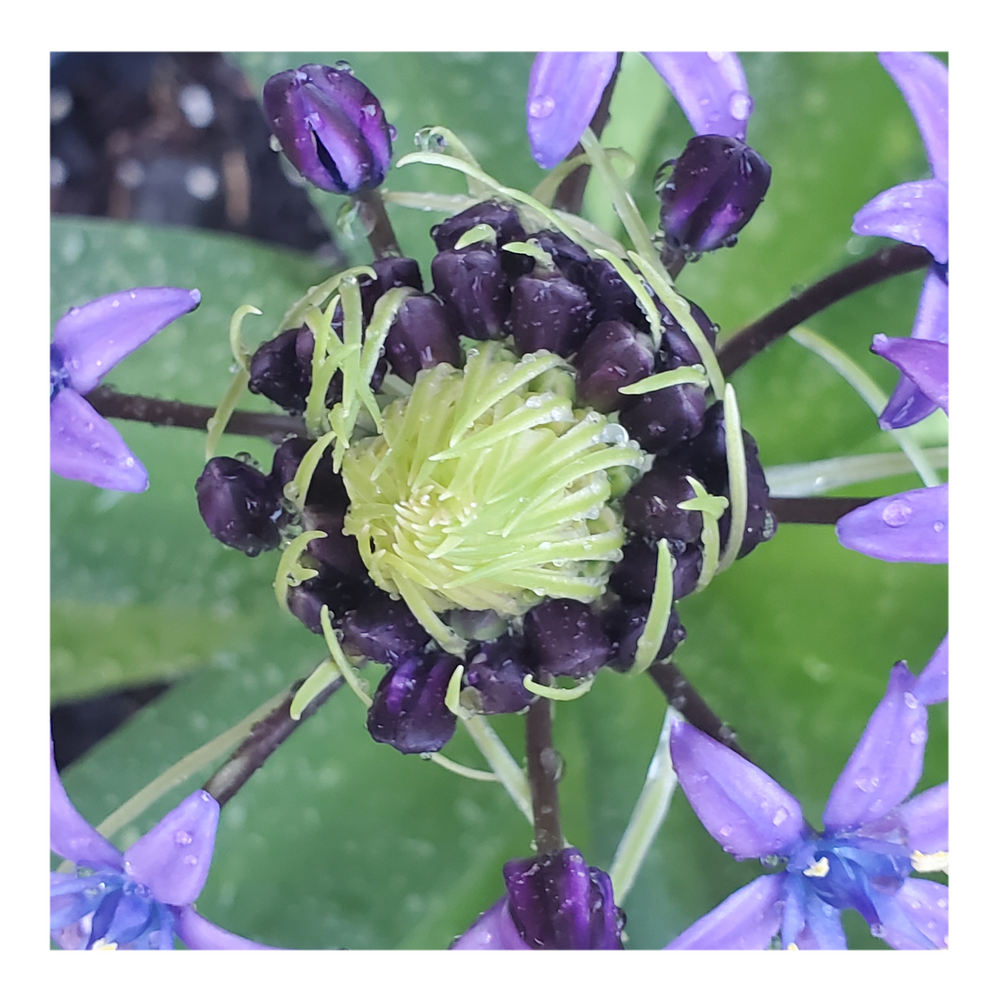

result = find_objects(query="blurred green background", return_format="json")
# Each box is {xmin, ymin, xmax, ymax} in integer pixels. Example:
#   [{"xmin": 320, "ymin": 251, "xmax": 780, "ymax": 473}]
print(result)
[{"xmin": 51, "ymin": 52, "xmax": 947, "ymax": 949}]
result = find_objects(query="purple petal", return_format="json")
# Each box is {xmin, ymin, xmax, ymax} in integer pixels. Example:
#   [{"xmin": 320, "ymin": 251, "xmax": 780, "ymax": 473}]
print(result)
[
  {"xmin": 780, "ymin": 874, "xmax": 846, "ymax": 949},
  {"xmin": 52, "ymin": 287, "xmax": 201, "ymax": 396},
  {"xmin": 835, "ymin": 484, "xmax": 948, "ymax": 563},
  {"xmin": 527, "ymin": 53, "xmax": 617, "ymax": 169},
  {"xmin": 879, "ymin": 265, "xmax": 949, "ymax": 429},
  {"xmin": 665, "ymin": 874, "xmax": 784, "ymax": 949},
  {"xmin": 913, "ymin": 634, "xmax": 948, "ymax": 706},
  {"xmin": 852, "ymin": 179, "xmax": 947, "ymax": 264},
  {"xmin": 450, "ymin": 898, "xmax": 531, "ymax": 950},
  {"xmin": 823, "ymin": 662, "xmax": 928, "ymax": 832},
  {"xmin": 50, "ymin": 742, "xmax": 122, "ymax": 871},
  {"xmin": 642, "ymin": 52, "xmax": 752, "ymax": 140},
  {"xmin": 879, "ymin": 52, "xmax": 948, "ymax": 184},
  {"xmin": 898, "ymin": 782, "xmax": 948, "ymax": 854},
  {"xmin": 174, "ymin": 906, "xmax": 280, "ymax": 949},
  {"xmin": 50, "ymin": 388, "xmax": 149, "ymax": 492},
  {"xmin": 878, "ymin": 878, "xmax": 948, "ymax": 949},
  {"xmin": 871, "ymin": 335, "xmax": 948, "ymax": 414},
  {"xmin": 123, "ymin": 790, "xmax": 219, "ymax": 906},
  {"xmin": 670, "ymin": 721, "xmax": 804, "ymax": 860}
]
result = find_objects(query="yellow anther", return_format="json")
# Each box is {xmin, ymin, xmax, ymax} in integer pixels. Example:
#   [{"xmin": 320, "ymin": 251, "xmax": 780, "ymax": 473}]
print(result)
[
  {"xmin": 803, "ymin": 856, "xmax": 830, "ymax": 878},
  {"xmin": 911, "ymin": 850, "xmax": 949, "ymax": 875}
]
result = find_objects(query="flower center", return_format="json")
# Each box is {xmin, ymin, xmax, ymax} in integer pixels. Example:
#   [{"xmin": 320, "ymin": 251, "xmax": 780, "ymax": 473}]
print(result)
[{"xmin": 341, "ymin": 344, "xmax": 644, "ymax": 652}]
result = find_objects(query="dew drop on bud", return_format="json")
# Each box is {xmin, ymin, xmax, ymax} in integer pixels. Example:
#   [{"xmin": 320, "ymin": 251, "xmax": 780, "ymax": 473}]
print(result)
[
  {"xmin": 729, "ymin": 91, "xmax": 752, "ymax": 121},
  {"xmin": 528, "ymin": 96, "xmax": 556, "ymax": 119},
  {"xmin": 882, "ymin": 499, "xmax": 912, "ymax": 527},
  {"xmin": 174, "ymin": 830, "xmax": 193, "ymax": 846}
]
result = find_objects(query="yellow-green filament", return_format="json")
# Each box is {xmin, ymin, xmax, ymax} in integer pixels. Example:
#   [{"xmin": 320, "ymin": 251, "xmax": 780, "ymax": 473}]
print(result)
[
  {"xmin": 444, "ymin": 663, "xmax": 473, "ymax": 719},
  {"xmin": 522, "ymin": 674, "xmax": 596, "ymax": 701},
  {"xmin": 273, "ymin": 530, "xmax": 327, "ymax": 611},
  {"xmin": 289, "ymin": 657, "xmax": 341, "ymax": 721},
  {"xmin": 678, "ymin": 477, "xmax": 728, "ymax": 591},
  {"xmin": 286, "ymin": 430, "xmax": 337, "ymax": 510},
  {"xmin": 320, "ymin": 606, "xmax": 372, "ymax": 707},
  {"xmin": 632, "ymin": 539, "xmax": 675, "ymax": 674},
  {"xmin": 454, "ymin": 224, "xmax": 497, "ymax": 249},
  {"xmin": 618, "ymin": 366, "xmax": 710, "ymax": 396},
  {"xmin": 228, "ymin": 303, "xmax": 262, "ymax": 371},
  {"xmin": 425, "ymin": 752, "xmax": 500, "ymax": 782},
  {"xmin": 204, "ymin": 367, "xmax": 249, "ymax": 460},
  {"xmin": 592, "ymin": 248, "xmax": 662, "ymax": 344},
  {"xmin": 716, "ymin": 384, "xmax": 748, "ymax": 575}
]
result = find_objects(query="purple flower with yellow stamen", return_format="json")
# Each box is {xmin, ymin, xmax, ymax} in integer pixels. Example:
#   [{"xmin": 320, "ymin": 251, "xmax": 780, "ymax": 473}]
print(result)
[
  {"xmin": 852, "ymin": 52, "xmax": 948, "ymax": 430},
  {"xmin": 666, "ymin": 649, "xmax": 948, "ymax": 949},
  {"xmin": 50, "ymin": 287, "xmax": 201, "ymax": 492},
  {"xmin": 50, "ymin": 743, "xmax": 272, "ymax": 950}
]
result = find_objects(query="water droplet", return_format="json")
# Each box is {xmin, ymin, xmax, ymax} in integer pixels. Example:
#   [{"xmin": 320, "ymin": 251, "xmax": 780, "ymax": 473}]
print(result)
[
  {"xmin": 729, "ymin": 92, "xmax": 752, "ymax": 121},
  {"xmin": 174, "ymin": 830, "xmax": 193, "ymax": 846},
  {"xmin": 528, "ymin": 96, "xmax": 556, "ymax": 119},
  {"xmin": 904, "ymin": 692, "xmax": 918, "ymax": 709},
  {"xmin": 909, "ymin": 726, "xmax": 927, "ymax": 745},
  {"xmin": 881, "ymin": 499, "xmax": 912, "ymax": 527},
  {"xmin": 772, "ymin": 807, "xmax": 788, "ymax": 825},
  {"xmin": 707, "ymin": 52, "xmax": 726, "ymax": 62},
  {"xmin": 333, "ymin": 60, "xmax": 353, "ymax": 74},
  {"xmin": 933, "ymin": 521, "xmax": 945, "ymax": 533},
  {"xmin": 719, "ymin": 824, "xmax": 733, "ymax": 837},
  {"xmin": 362, "ymin": 103, "xmax": 377, "ymax": 118},
  {"xmin": 182, "ymin": 854, "xmax": 199, "ymax": 865},
  {"xmin": 388, "ymin": 125, "xmax": 398, "ymax": 141}
]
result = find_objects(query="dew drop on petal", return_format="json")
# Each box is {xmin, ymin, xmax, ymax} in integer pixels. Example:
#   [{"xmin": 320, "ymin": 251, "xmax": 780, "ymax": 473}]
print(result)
[
  {"xmin": 719, "ymin": 824, "xmax": 733, "ymax": 837},
  {"xmin": 174, "ymin": 830, "xmax": 193, "ymax": 846},
  {"xmin": 772, "ymin": 807, "xmax": 789, "ymax": 825},
  {"xmin": 528, "ymin": 96, "xmax": 556, "ymax": 119},
  {"xmin": 909, "ymin": 726, "xmax": 927, "ymax": 745},
  {"xmin": 933, "ymin": 521, "xmax": 945, "ymax": 533},
  {"xmin": 729, "ymin": 92, "xmax": 752, "ymax": 121},
  {"xmin": 903, "ymin": 692, "xmax": 918, "ymax": 709},
  {"xmin": 182, "ymin": 854, "xmax": 199, "ymax": 866},
  {"xmin": 333, "ymin": 60, "xmax": 353, "ymax": 74},
  {"xmin": 882, "ymin": 499, "xmax": 912, "ymax": 527}
]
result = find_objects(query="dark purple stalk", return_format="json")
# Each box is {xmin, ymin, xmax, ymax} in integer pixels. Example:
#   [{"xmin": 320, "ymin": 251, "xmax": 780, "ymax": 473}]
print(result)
[
  {"xmin": 203, "ymin": 674, "xmax": 344, "ymax": 807},
  {"xmin": 769, "ymin": 496, "xmax": 873, "ymax": 524},
  {"xmin": 717, "ymin": 243, "xmax": 932, "ymax": 377},
  {"xmin": 86, "ymin": 386, "xmax": 307, "ymax": 440},
  {"xmin": 355, "ymin": 186, "xmax": 402, "ymax": 259},
  {"xmin": 525, "ymin": 672, "xmax": 564, "ymax": 854}
]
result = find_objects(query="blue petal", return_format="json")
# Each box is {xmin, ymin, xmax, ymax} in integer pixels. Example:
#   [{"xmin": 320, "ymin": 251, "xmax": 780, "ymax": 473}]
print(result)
[
  {"xmin": 913, "ymin": 634, "xmax": 948, "ymax": 706},
  {"xmin": 527, "ymin": 53, "xmax": 618, "ymax": 169},
  {"xmin": 643, "ymin": 53, "xmax": 752, "ymax": 140},
  {"xmin": 450, "ymin": 898, "xmax": 532, "ymax": 950},
  {"xmin": 871, "ymin": 336, "xmax": 948, "ymax": 414},
  {"xmin": 823, "ymin": 663, "xmax": 928, "ymax": 832},
  {"xmin": 878, "ymin": 878, "xmax": 948, "ymax": 949},
  {"xmin": 852, "ymin": 179, "xmax": 947, "ymax": 264},
  {"xmin": 51, "ymin": 287, "xmax": 201, "ymax": 396},
  {"xmin": 123, "ymin": 790, "xmax": 219, "ymax": 906},
  {"xmin": 898, "ymin": 782, "xmax": 948, "ymax": 854},
  {"xmin": 670, "ymin": 720, "xmax": 804, "ymax": 860},
  {"xmin": 665, "ymin": 874, "xmax": 784, "ymax": 949},
  {"xmin": 835, "ymin": 484, "xmax": 948, "ymax": 564},
  {"xmin": 879, "ymin": 52, "xmax": 948, "ymax": 184},
  {"xmin": 50, "ymin": 388, "xmax": 149, "ymax": 492}
]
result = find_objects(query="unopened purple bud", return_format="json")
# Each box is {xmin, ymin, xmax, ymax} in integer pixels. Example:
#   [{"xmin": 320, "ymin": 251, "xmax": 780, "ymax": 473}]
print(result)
[
  {"xmin": 462, "ymin": 634, "xmax": 535, "ymax": 715},
  {"xmin": 300, "ymin": 504, "xmax": 367, "ymax": 577},
  {"xmin": 262, "ymin": 64, "xmax": 393, "ymax": 195},
  {"xmin": 532, "ymin": 231, "xmax": 592, "ymax": 288},
  {"xmin": 286, "ymin": 571, "xmax": 374, "ymax": 632},
  {"xmin": 431, "ymin": 201, "xmax": 527, "ymax": 252},
  {"xmin": 583, "ymin": 257, "xmax": 649, "ymax": 328},
  {"xmin": 510, "ymin": 274, "xmax": 592, "ymax": 357},
  {"xmin": 623, "ymin": 459, "xmax": 704, "ymax": 544},
  {"xmin": 523, "ymin": 599, "xmax": 611, "ymax": 679},
  {"xmin": 503, "ymin": 848, "xmax": 625, "ymax": 949},
  {"xmin": 574, "ymin": 320, "xmax": 655, "ymax": 412},
  {"xmin": 367, "ymin": 652, "xmax": 459, "ymax": 754},
  {"xmin": 268, "ymin": 436, "xmax": 346, "ymax": 509},
  {"xmin": 340, "ymin": 592, "xmax": 430, "ymax": 665},
  {"xmin": 431, "ymin": 247, "xmax": 511, "ymax": 340},
  {"xmin": 196, "ymin": 457, "xmax": 287, "ymax": 556},
  {"xmin": 611, "ymin": 537, "xmax": 702, "ymax": 603},
  {"xmin": 619, "ymin": 381, "xmax": 706, "ymax": 455},
  {"xmin": 384, "ymin": 295, "xmax": 462, "ymax": 382},
  {"xmin": 248, "ymin": 327, "xmax": 312, "ymax": 413},
  {"xmin": 659, "ymin": 135, "xmax": 771, "ymax": 256},
  {"xmin": 604, "ymin": 601, "xmax": 686, "ymax": 671},
  {"xmin": 659, "ymin": 300, "xmax": 719, "ymax": 367}
]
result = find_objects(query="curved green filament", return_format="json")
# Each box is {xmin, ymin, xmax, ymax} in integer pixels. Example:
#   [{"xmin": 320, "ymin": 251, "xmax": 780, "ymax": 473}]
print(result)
[
  {"xmin": 454, "ymin": 224, "xmax": 497, "ymax": 250},
  {"xmin": 320, "ymin": 606, "xmax": 372, "ymax": 707},
  {"xmin": 289, "ymin": 656, "xmax": 342, "ymax": 721},
  {"xmin": 522, "ymin": 674, "xmax": 596, "ymax": 701},
  {"xmin": 679, "ymin": 478, "xmax": 728, "ymax": 591},
  {"xmin": 716, "ymin": 384, "xmax": 748, "ymax": 575},
  {"xmin": 632, "ymin": 539, "xmax": 675, "ymax": 674},
  {"xmin": 592, "ymin": 249, "xmax": 662, "ymax": 345},
  {"xmin": 273, "ymin": 530, "xmax": 327, "ymax": 612},
  {"xmin": 204, "ymin": 367, "xmax": 249, "ymax": 460},
  {"xmin": 619, "ymin": 365, "xmax": 710, "ymax": 396},
  {"xmin": 228, "ymin": 304, "xmax": 262, "ymax": 371}
]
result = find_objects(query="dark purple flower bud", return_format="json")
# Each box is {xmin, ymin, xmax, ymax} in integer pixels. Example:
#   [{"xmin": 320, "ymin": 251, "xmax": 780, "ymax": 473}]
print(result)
[
  {"xmin": 299, "ymin": 504, "xmax": 367, "ymax": 577},
  {"xmin": 659, "ymin": 134, "xmax": 772, "ymax": 256},
  {"xmin": 384, "ymin": 295, "xmax": 462, "ymax": 382},
  {"xmin": 431, "ymin": 246, "xmax": 511, "ymax": 340},
  {"xmin": 611, "ymin": 537, "xmax": 702, "ymax": 603},
  {"xmin": 463, "ymin": 634, "xmax": 535, "ymax": 715},
  {"xmin": 619, "ymin": 381, "xmax": 706, "ymax": 455},
  {"xmin": 624, "ymin": 459, "xmax": 704, "ymax": 545},
  {"xmin": 659, "ymin": 300, "xmax": 719, "ymax": 368},
  {"xmin": 262, "ymin": 64, "xmax": 393, "ymax": 195},
  {"xmin": 531, "ymin": 230, "xmax": 591, "ymax": 288},
  {"xmin": 268, "ymin": 436, "xmax": 347, "ymax": 509},
  {"xmin": 503, "ymin": 848, "xmax": 625, "ymax": 949},
  {"xmin": 583, "ymin": 257, "xmax": 649, "ymax": 328},
  {"xmin": 509, "ymin": 274, "xmax": 592, "ymax": 356},
  {"xmin": 603, "ymin": 601, "xmax": 686, "ymax": 672},
  {"xmin": 523, "ymin": 599, "xmax": 611, "ymax": 679},
  {"xmin": 431, "ymin": 200, "xmax": 527, "ymax": 252},
  {"xmin": 340, "ymin": 592, "xmax": 430, "ymax": 665},
  {"xmin": 675, "ymin": 402, "xmax": 774, "ymax": 558},
  {"xmin": 331, "ymin": 256, "xmax": 424, "ymax": 331},
  {"xmin": 285, "ymin": 570, "xmax": 374, "ymax": 632},
  {"xmin": 248, "ymin": 327, "xmax": 312, "ymax": 413},
  {"xmin": 367, "ymin": 652, "xmax": 460, "ymax": 754},
  {"xmin": 196, "ymin": 457, "xmax": 287, "ymax": 557},
  {"xmin": 574, "ymin": 320, "xmax": 655, "ymax": 412}
]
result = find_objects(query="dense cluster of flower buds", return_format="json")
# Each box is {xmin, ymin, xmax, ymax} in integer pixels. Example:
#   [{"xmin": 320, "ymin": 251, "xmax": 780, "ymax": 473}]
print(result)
[{"xmin": 196, "ymin": 200, "xmax": 774, "ymax": 755}]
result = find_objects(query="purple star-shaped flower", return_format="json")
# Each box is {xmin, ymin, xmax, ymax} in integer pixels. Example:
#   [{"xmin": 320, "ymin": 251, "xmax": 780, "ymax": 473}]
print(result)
[
  {"xmin": 852, "ymin": 52, "xmax": 948, "ymax": 430},
  {"xmin": 451, "ymin": 847, "xmax": 624, "ymax": 950},
  {"xmin": 50, "ymin": 286, "xmax": 201, "ymax": 492},
  {"xmin": 50, "ymin": 743, "xmax": 271, "ymax": 949},
  {"xmin": 666, "ymin": 648, "xmax": 948, "ymax": 949},
  {"xmin": 526, "ymin": 52, "xmax": 754, "ymax": 170}
]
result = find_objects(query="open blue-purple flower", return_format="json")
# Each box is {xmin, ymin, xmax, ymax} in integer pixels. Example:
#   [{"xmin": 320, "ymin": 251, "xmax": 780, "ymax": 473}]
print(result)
[
  {"xmin": 50, "ymin": 286, "xmax": 201, "ymax": 492},
  {"xmin": 666, "ymin": 651, "xmax": 948, "ymax": 949},
  {"xmin": 526, "ymin": 52, "xmax": 754, "ymax": 170},
  {"xmin": 451, "ymin": 847, "xmax": 624, "ymax": 950},
  {"xmin": 50, "ymin": 743, "xmax": 270, "ymax": 949},
  {"xmin": 852, "ymin": 52, "xmax": 948, "ymax": 430}
]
